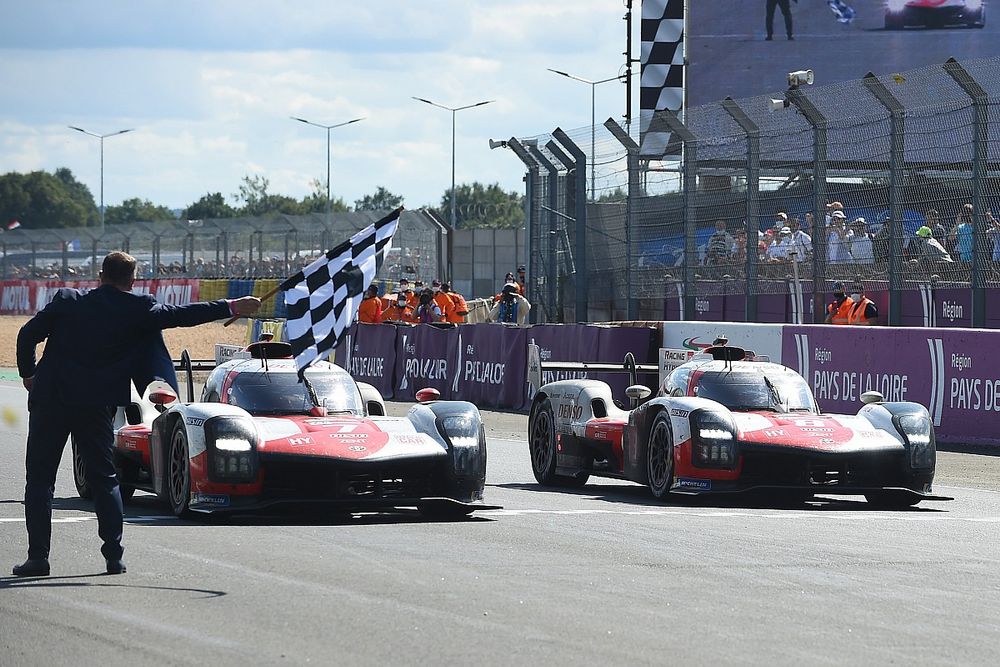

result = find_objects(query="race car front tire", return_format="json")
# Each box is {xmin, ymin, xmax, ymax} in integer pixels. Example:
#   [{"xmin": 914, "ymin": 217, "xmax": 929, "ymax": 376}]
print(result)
[
  {"xmin": 529, "ymin": 398, "xmax": 588, "ymax": 487},
  {"xmin": 646, "ymin": 412, "xmax": 675, "ymax": 499},
  {"xmin": 167, "ymin": 421, "xmax": 192, "ymax": 518},
  {"xmin": 73, "ymin": 437, "xmax": 135, "ymax": 503}
]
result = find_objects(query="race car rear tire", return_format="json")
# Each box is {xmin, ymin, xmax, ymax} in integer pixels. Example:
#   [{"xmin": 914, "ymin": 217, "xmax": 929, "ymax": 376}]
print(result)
[
  {"xmin": 529, "ymin": 398, "xmax": 589, "ymax": 487},
  {"xmin": 167, "ymin": 422, "xmax": 192, "ymax": 518},
  {"xmin": 72, "ymin": 437, "xmax": 93, "ymax": 500},
  {"xmin": 646, "ymin": 412, "xmax": 674, "ymax": 499},
  {"xmin": 865, "ymin": 491, "xmax": 921, "ymax": 509}
]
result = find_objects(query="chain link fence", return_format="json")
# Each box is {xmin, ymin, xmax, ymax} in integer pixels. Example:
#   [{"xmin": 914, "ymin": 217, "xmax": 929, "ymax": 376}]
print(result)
[
  {"xmin": 512, "ymin": 56, "xmax": 1000, "ymax": 326},
  {"xmin": 0, "ymin": 209, "xmax": 446, "ymax": 285}
]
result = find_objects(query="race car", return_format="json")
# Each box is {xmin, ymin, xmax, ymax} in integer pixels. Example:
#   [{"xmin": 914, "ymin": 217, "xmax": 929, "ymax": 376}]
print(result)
[
  {"xmin": 885, "ymin": 0, "xmax": 985, "ymax": 29},
  {"xmin": 527, "ymin": 344, "xmax": 949, "ymax": 507},
  {"xmin": 72, "ymin": 341, "xmax": 491, "ymax": 518}
]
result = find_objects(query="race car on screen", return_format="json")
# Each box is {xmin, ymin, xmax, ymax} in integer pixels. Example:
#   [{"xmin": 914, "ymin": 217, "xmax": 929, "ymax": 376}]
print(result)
[
  {"xmin": 528, "ymin": 344, "xmax": 948, "ymax": 507},
  {"xmin": 885, "ymin": 0, "xmax": 985, "ymax": 29},
  {"xmin": 73, "ymin": 342, "xmax": 490, "ymax": 518}
]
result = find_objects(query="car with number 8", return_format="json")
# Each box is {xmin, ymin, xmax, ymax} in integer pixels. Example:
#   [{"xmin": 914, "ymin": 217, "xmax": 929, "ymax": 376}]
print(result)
[
  {"xmin": 527, "ymin": 344, "xmax": 950, "ymax": 507},
  {"xmin": 72, "ymin": 341, "xmax": 492, "ymax": 518}
]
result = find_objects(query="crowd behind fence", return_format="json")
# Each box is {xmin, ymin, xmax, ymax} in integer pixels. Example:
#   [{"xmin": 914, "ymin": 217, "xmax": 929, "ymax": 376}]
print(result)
[
  {"xmin": 0, "ymin": 209, "xmax": 447, "ymax": 287},
  {"xmin": 511, "ymin": 56, "xmax": 1000, "ymax": 327}
]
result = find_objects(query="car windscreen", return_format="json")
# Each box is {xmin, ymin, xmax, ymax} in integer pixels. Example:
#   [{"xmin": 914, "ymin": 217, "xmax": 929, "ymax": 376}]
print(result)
[
  {"xmin": 694, "ymin": 371, "xmax": 816, "ymax": 413},
  {"xmin": 227, "ymin": 370, "xmax": 364, "ymax": 415}
]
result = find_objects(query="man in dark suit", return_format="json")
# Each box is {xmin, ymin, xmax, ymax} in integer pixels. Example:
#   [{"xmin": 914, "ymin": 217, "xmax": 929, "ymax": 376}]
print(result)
[{"xmin": 13, "ymin": 251, "xmax": 260, "ymax": 577}]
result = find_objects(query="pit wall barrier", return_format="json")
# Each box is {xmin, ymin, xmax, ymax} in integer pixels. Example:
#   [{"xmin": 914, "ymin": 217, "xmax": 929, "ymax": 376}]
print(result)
[
  {"xmin": 330, "ymin": 322, "xmax": 660, "ymax": 412},
  {"xmin": 663, "ymin": 321, "xmax": 1000, "ymax": 448}
]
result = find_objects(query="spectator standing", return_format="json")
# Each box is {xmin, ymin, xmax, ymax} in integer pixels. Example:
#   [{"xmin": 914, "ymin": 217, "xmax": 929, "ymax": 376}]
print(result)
[
  {"xmin": 441, "ymin": 282, "xmax": 468, "ymax": 324},
  {"xmin": 848, "ymin": 218, "xmax": 874, "ymax": 264},
  {"xmin": 489, "ymin": 284, "xmax": 531, "ymax": 325},
  {"xmin": 357, "ymin": 285, "xmax": 384, "ymax": 324},
  {"xmin": 416, "ymin": 289, "xmax": 443, "ymax": 323},
  {"xmin": 827, "ymin": 210, "xmax": 854, "ymax": 263},
  {"xmin": 766, "ymin": 227, "xmax": 793, "ymax": 263},
  {"xmin": 789, "ymin": 217, "xmax": 812, "ymax": 261},
  {"xmin": 706, "ymin": 221, "xmax": 735, "ymax": 265},
  {"xmin": 431, "ymin": 280, "xmax": 456, "ymax": 322},
  {"xmin": 517, "ymin": 266, "xmax": 527, "ymax": 296},
  {"xmin": 383, "ymin": 293, "xmax": 416, "ymax": 324},
  {"xmin": 845, "ymin": 282, "xmax": 879, "ymax": 326},
  {"xmin": 950, "ymin": 204, "xmax": 974, "ymax": 263},
  {"xmin": 925, "ymin": 209, "xmax": 949, "ymax": 250}
]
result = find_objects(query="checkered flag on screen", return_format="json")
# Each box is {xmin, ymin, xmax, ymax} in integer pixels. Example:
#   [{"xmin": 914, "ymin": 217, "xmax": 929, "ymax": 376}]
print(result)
[{"xmin": 281, "ymin": 207, "xmax": 401, "ymax": 374}]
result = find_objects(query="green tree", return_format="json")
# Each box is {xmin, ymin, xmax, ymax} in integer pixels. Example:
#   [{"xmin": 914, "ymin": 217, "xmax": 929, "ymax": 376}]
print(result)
[
  {"xmin": 300, "ymin": 178, "xmax": 348, "ymax": 214},
  {"xmin": 182, "ymin": 192, "xmax": 236, "ymax": 220},
  {"xmin": 355, "ymin": 186, "xmax": 403, "ymax": 212},
  {"xmin": 234, "ymin": 174, "xmax": 272, "ymax": 217},
  {"xmin": 441, "ymin": 182, "xmax": 524, "ymax": 229},
  {"xmin": 0, "ymin": 169, "xmax": 96, "ymax": 229},
  {"xmin": 104, "ymin": 197, "xmax": 176, "ymax": 225}
]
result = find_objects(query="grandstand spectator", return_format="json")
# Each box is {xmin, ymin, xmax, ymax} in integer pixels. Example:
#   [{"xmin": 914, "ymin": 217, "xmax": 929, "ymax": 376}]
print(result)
[
  {"xmin": 845, "ymin": 282, "xmax": 879, "ymax": 326},
  {"xmin": 731, "ymin": 228, "xmax": 748, "ymax": 265},
  {"xmin": 987, "ymin": 210, "xmax": 1000, "ymax": 263},
  {"xmin": 827, "ymin": 211, "xmax": 853, "ymax": 263},
  {"xmin": 765, "ymin": 227, "xmax": 793, "ymax": 263},
  {"xmin": 825, "ymin": 201, "xmax": 844, "ymax": 227},
  {"xmin": 911, "ymin": 226, "xmax": 954, "ymax": 266},
  {"xmin": 357, "ymin": 285, "xmax": 384, "ymax": 324},
  {"xmin": 705, "ymin": 221, "xmax": 734, "ymax": 265},
  {"xmin": 416, "ymin": 288, "xmax": 443, "ymax": 323},
  {"xmin": 848, "ymin": 218, "xmax": 874, "ymax": 264},
  {"xmin": 949, "ymin": 204, "xmax": 974, "ymax": 262},
  {"xmin": 789, "ymin": 217, "xmax": 812, "ymax": 260},
  {"xmin": 825, "ymin": 281, "xmax": 851, "ymax": 325},
  {"xmin": 925, "ymin": 209, "xmax": 949, "ymax": 250},
  {"xmin": 441, "ymin": 282, "xmax": 468, "ymax": 324}
]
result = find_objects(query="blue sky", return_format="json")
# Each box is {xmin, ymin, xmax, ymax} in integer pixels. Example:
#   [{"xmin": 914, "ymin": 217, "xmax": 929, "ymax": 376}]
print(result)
[{"xmin": 0, "ymin": 1, "xmax": 635, "ymax": 211}]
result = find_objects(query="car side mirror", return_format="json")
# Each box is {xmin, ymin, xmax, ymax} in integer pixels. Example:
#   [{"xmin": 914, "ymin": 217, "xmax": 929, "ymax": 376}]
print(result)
[
  {"xmin": 149, "ymin": 388, "xmax": 177, "ymax": 413},
  {"xmin": 625, "ymin": 385, "xmax": 652, "ymax": 401},
  {"xmin": 860, "ymin": 391, "xmax": 884, "ymax": 405}
]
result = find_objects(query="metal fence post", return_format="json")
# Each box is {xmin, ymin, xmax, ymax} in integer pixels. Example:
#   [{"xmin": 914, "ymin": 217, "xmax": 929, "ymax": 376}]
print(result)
[
  {"xmin": 527, "ymin": 143, "xmax": 561, "ymax": 323},
  {"xmin": 603, "ymin": 118, "xmax": 639, "ymax": 320},
  {"xmin": 721, "ymin": 98, "xmax": 760, "ymax": 322},
  {"xmin": 863, "ymin": 73, "xmax": 905, "ymax": 326},
  {"xmin": 651, "ymin": 111, "xmax": 698, "ymax": 320},
  {"xmin": 786, "ymin": 88, "xmax": 828, "ymax": 323},
  {"xmin": 506, "ymin": 138, "xmax": 540, "ymax": 323},
  {"xmin": 944, "ymin": 58, "xmax": 988, "ymax": 327},
  {"xmin": 546, "ymin": 140, "xmax": 576, "ymax": 324},
  {"xmin": 552, "ymin": 128, "xmax": 588, "ymax": 322}
]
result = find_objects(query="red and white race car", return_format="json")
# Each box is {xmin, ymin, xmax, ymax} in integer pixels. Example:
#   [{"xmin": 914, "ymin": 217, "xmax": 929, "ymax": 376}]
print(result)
[
  {"xmin": 885, "ymin": 0, "xmax": 985, "ymax": 29},
  {"xmin": 72, "ymin": 342, "xmax": 491, "ymax": 518},
  {"xmin": 528, "ymin": 344, "xmax": 949, "ymax": 507}
]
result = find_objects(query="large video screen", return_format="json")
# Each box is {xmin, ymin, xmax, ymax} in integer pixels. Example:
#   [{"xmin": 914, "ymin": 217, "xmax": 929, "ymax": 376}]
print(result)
[{"xmin": 687, "ymin": 0, "xmax": 993, "ymax": 107}]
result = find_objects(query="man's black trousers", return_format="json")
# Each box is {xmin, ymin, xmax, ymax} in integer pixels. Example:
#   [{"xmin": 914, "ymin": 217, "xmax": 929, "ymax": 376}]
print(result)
[
  {"xmin": 24, "ymin": 402, "xmax": 123, "ymax": 561},
  {"xmin": 766, "ymin": 0, "xmax": 793, "ymax": 38}
]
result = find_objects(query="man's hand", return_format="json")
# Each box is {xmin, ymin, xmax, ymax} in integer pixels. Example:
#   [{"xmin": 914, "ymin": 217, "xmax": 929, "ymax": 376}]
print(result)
[
  {"xmin": 231, "ymin": 296, "xmax": 262, "ymax": 317},
  {"xmin": 21, "ymin": 376, "xmax": 32, "ymax": 392}
]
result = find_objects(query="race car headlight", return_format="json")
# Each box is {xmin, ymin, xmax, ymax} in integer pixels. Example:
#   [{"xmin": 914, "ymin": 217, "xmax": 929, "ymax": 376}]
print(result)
[
  {"xmin": 894, "ymin": 413, "xmax": 935, "ymax": 470},
  {"xmin": 204, "ymin": 416, "xmax": 259, "ymax": 483},
  {"xmin": 690, "ymin": 410, "xmax": 738, "ymax": 469}
]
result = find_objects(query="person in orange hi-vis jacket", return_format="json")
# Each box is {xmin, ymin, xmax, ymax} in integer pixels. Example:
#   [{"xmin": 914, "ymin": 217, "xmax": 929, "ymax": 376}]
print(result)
[
  {"xmin": 383, "ymin": 291, "xmax": 417, "ymax": 324},
  {"xmin": 441, "ymin": 282, "xmax": 468, "ymax": 324},
  {"xmin": 431, "ymin": 280, "xmax": 455, "ymax": 322},
  {"xmin": 357, "ymin": 285, "xmax": 384, "ymax": 324}
]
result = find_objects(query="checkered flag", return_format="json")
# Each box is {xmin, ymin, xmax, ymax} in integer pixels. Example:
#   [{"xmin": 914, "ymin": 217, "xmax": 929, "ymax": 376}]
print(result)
[
  {"xmin": 281, "ymin": 207, "xmax": 401, "ymax": 374},
  {"xmin": 640, "ymin": 0, "xmax": 684, "ymax": 157}
]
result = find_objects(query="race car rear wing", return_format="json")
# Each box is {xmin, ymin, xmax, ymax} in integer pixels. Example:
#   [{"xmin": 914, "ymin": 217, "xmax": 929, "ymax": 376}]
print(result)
[
  {"xmin": 527, "ymin": 342, "xmax": 661, "ymax": 406},
  {"xmin": 172, "ymin": 350, "xmax": 214, "ymax": 403}
]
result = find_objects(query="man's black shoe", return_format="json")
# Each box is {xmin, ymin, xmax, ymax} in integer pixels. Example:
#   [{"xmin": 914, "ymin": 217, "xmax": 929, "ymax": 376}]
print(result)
[
  {"xmin": 12, "ymin": 558, "xmax": 50, "ymax": 577},
  {"xmin": 106, "ymin": 559, "xmax": 127, "ymax": 575}
]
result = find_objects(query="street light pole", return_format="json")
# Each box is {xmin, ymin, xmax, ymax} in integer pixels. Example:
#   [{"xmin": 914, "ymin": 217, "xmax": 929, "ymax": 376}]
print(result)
[
  {"xmin": 68, "ymin": 126, "xmax": 134, "ymax": 238},
  {"xmin": 291, "ymin": 116, "xmax": 365, "ymax": 229},
  {"xmin": 547, "ymin": 69, "xmax": 623, "ymax": 201},
  {"xmin": 412, "ymin": 97, "xmax": 494, "ymax": 233}
]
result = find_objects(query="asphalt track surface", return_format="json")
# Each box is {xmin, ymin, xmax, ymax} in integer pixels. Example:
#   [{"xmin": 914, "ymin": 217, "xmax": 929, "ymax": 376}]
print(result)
[{"xmin": 1, "ymin": 381, "xmax": 999, "ymax": 665}]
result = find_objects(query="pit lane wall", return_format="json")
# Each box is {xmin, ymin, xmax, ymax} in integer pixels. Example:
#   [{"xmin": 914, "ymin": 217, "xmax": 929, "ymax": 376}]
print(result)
[{"xmin": 663, "ymin": 321, "xmax": 1000, "ymax": 448}]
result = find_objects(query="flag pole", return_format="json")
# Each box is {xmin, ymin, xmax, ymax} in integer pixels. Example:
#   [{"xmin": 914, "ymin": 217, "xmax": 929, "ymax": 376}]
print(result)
[{"xmin": 223, "ymin": 284, "xmax": 282, "ymax": 327}]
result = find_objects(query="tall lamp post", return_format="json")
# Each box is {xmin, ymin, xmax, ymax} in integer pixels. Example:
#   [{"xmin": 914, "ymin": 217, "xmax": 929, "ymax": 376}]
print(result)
[
  {"xmin": 68, "ymin": 126, "xmax": 134, "ymax": 238},
  {"xmin": 411, "ymin": 97, "xmax": 494, "ymax": 233},
  {"xmin": 546, "ymin": 69, "xmax": 623, "ymax": 201},
  {"xmin": 291, "ymin": 116, "xmax": 365, "ymax": 230}
]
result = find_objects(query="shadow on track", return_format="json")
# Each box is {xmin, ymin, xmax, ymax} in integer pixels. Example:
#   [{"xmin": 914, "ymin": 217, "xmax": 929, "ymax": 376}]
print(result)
[
  {"xmin": 492, "ymin": 482, "xmax": 946, "ymax": 512},
  {"xmin": 0, "ymin": 573, "xmax": 226, "ymax": 597}
]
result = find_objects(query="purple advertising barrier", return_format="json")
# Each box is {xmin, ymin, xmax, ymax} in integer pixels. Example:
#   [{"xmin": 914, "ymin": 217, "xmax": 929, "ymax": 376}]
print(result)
[
  {"xmin": 692, "ymin": 295, "xmax": 725, "ymax": 321},
  {"xmin": 342, "ymin": 323, "xmax": 397, "ymax": 399},
  {"xmin": 756, "ymin": 293, "xmax": 790, "ymax": 323},
  {"xmin": 393, "ymin": 324, "xmax": 460, "ymax": 402},
  {"xmin": 723, "ymin": 294, "xmax": 746, "ymax": 322},
  {"xmin": 782, "ymin": 325, "xmax": 1000, "ymax": 448},
  {"xmin": 450, "ymin": 324, "xmax": 528, "ymax": 410},
  {"xmin": 529, "ymin": 325, "xmax": 601, "ymax": 384}
]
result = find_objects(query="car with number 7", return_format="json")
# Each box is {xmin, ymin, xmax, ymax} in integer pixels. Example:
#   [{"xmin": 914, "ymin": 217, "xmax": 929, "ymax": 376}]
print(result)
[{"xmin": 527, "ymin": 343, "xmax": 950, "ymax": 507}]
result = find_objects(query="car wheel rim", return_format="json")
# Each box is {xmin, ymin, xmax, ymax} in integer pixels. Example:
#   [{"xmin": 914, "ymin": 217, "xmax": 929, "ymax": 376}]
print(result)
[
  {"xmin": 73, "ymin": 445, "xmax": 86, "ymax": 487},
  {"xmin": 530, "ymin": 410, "xmax": 553, "ymax": 474},
  {"xmin": 648, "ymin": 422, "xmax": 671, "ymax": 491},
  {"xmin": 169, "ymin": 431, "xmax": 187, "ymax": 506}
]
